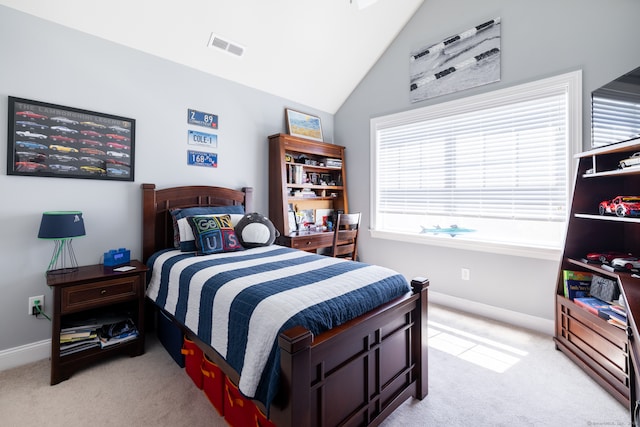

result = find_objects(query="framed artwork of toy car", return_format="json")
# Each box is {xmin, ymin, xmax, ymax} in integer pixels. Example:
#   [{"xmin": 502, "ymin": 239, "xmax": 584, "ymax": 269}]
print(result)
[{"xmin": 6, "ymin": 96, "xmax": 135, "ymax": 181}]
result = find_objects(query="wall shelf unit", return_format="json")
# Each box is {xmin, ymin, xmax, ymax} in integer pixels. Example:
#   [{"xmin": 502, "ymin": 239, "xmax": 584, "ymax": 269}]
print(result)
[{"xmin": 554, "ymin": 138, "xmax": 640, "ymax": 421}]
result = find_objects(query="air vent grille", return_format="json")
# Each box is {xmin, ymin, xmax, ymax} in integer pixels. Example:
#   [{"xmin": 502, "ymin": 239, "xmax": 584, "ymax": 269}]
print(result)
[{"xmin": 208, "ymin": 33, "xmax": 245, "ymax": 58}]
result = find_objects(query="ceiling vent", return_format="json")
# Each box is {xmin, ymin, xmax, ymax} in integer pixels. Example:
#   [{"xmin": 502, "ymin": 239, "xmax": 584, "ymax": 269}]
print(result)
[{"xmin": 208, "ymin": 33, "xmax": 245, "ymax": 58}]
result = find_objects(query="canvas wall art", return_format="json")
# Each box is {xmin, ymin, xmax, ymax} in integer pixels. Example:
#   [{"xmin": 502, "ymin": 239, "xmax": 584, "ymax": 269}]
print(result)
[{"xmin": 409, "ymin": 18, "xmax": 501, "ymax": 103}]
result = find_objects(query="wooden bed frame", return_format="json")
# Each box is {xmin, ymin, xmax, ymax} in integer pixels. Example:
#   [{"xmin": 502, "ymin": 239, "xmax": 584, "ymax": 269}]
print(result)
[{"xmin": 141, "ymin": 183, "xmax": 429, "ymax": 427}]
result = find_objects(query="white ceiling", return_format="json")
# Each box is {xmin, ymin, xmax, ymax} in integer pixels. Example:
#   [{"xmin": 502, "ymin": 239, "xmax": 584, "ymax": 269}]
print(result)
[{"xmin": 0, "ymin": 0, "xmax": 424, "ymax": 113}]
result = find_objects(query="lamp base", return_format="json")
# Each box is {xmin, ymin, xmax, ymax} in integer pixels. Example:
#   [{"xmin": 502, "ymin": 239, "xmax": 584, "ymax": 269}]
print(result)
[
  {"xmin": 46, "ymin": 267, "xmax": 80, "ymax": 275},
  {"xmin": 46, "ymin": 240, "xmax": 80, "ymax": 274}
]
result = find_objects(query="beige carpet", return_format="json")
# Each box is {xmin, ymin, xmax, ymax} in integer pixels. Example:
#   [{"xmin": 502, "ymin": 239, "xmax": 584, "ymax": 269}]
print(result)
[{"xmin": 0, "ymin": 304, "xmax": 629, "ymax": 426}]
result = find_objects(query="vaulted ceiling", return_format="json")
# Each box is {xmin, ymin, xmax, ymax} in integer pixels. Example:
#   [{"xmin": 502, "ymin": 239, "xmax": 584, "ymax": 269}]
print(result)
[{"xmin": 0, "ymin": 0, "xmax": 424, "ymax": 113}]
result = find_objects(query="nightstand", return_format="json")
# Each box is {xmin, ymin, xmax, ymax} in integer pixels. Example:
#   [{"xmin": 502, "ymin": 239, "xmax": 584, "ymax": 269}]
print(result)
[{"xmin": 47, "ymin": 260, "xmax": 148, "ymax": 385}]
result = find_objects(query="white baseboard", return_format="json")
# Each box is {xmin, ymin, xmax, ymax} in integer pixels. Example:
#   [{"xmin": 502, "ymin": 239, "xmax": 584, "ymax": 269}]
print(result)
[
  {"xmin": 429, "ymin": 291, "xmax": 554, "ymax": 336},
  {"xmin": 0, "ymin": 339, "xmax": 50, "ymax": 372}
]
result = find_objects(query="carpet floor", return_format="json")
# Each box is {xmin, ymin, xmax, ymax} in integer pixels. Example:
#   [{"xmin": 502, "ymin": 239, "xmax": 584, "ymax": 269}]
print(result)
[{"xmin": 0, "ymin": 304, "xmax": 629, "ymax": 426}]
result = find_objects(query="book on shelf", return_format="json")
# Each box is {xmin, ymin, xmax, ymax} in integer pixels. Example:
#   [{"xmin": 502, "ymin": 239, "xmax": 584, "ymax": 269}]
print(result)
[
  {"xmin": 60, "ymin": 340, "xmax": 100, "ymax": 356},
  {"xmin": 96, "ymin": 318, "xmax": 139, "ymax": 348},
  {"xmin": 60, "ymin": 330, "xmax": 97, "ymax": 343},
  {"xmin": 608, "ymin": 319, "xmax": 626, "ymax": 329},
  {"xmin": 563, "ymin": 270, "xmax": 592, "ymax": 300},
  {"xmin": 573, "ymin": 297, "xmax": 611, "ymax": 316},
  {"xmin": 610, "ymin": 304, "xmax": 627, "ymax": 318},
  {"xmin": 60, "ymin": 315, "xmax": 138, "ymax": 354},
  {"xmin": 98, "ymin": 330, "xmax": 138, "ymax": 348},
  {"xmin": 598, "ymin": 307, "xmax": 627, "ymax": 324}
]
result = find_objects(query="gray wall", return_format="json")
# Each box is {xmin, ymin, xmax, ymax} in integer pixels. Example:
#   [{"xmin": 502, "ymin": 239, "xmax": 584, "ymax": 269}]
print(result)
[
  {"xmin": 4, "ymin": 0, "xmax": 640, "ymax": 355},
  {"xmin": 0, "ymin": 6, "xmax": 333, "ymax": 352},
  {"xmin": 335, "ymin": 0, "xmax": 640, "ymax": 322}
]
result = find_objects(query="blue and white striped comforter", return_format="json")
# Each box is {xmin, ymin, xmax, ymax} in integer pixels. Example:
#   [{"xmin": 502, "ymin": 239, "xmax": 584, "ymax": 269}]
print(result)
[{"xmin": 146, "ymin": 245, "xmax": 410, "ymax": 408}]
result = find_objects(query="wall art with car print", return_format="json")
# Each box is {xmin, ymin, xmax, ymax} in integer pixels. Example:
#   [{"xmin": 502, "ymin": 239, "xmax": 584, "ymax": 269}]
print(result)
[{"xmin": 7, "ymin": 97, "xmax": 135, "ymax": 181}]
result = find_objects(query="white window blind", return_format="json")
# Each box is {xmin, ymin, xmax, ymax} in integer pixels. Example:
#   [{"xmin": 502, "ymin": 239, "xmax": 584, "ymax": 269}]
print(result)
[{"xmin": 371, "ymin": 71, "xmax": 581, "ymax": 252}]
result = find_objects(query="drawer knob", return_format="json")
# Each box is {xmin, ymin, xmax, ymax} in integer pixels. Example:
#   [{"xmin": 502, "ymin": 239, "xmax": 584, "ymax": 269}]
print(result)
[
  {"xmin": 306, "ymin": 241, "xmax": 311, "ymax": 245},
  {"xmin": 100, "ymin": 289, "xmax": 107, "ymax": 295}
]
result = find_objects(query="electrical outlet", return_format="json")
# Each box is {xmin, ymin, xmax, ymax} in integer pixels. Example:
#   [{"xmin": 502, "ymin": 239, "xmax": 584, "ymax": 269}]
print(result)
[
  {"xmin": 28, "ymin": 295, "xmax": 44, "ymax": 315},
  {"xmin": 461, "ymin": 268, "xmax": 470, "ymax": 281}
]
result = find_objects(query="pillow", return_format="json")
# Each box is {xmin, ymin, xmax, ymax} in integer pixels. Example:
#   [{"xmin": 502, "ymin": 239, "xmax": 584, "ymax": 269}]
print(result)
[
  {"xmin": 177, "ymin": 213, "xmax": 244, "ymax": 252},
  {"xmin": 235, "ymin": 212, "xmax": 279, "ymax": 248},
  {"xmin": 170, "ymin": 205, "xmax": 245, "ymax": 248},
  {"xmin": 187, "ymin": 214, "xmax": 244, "ymax": 255}
]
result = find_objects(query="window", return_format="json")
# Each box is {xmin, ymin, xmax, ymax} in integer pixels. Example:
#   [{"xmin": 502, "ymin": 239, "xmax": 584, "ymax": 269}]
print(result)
[{"xmin": 370, "ymin": 71, "xmax": 582, "ymax": 258}]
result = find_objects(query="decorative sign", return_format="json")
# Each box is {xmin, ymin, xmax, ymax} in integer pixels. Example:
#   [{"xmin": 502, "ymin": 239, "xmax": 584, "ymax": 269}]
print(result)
[
  {"xmin": 188, "ymin": 108, "xmax": 218, "ymax": 129},
  {"xmin": 187, "ymin": 150, "xmax": 217, "ymax": 168},
  {"xmin": 188, "ymin": 130, "xmax": 218, "ymax": 148}
]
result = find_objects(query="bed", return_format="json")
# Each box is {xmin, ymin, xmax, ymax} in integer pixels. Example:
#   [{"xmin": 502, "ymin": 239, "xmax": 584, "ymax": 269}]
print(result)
[{"xmin": 142, "ymin": 183, "xmax": 429, "ymax": 427}]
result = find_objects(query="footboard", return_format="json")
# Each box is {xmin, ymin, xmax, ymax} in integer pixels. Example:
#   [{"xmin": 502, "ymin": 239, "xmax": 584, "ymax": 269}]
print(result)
[{"xmin": 272, "ymin": 277, "xmax": 429, "ymax": 427}]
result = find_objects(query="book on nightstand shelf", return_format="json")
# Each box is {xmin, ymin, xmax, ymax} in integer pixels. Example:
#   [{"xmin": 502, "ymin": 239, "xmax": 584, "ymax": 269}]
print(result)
[{"xmin": 96, "ymin": 318, "xmax": 139, "ymax": 348}]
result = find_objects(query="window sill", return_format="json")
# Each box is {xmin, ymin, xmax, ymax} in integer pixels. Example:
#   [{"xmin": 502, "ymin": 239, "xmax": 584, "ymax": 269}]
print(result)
[{"xmin": 369, "ymin": 229, "xmax": 562, "ymax": 261}]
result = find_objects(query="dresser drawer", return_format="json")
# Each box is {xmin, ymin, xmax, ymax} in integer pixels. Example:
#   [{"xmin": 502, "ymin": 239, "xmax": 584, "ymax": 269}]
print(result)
[{"xmin": 61, "ymin": 275, "xmax": 141, "ymax": 314}]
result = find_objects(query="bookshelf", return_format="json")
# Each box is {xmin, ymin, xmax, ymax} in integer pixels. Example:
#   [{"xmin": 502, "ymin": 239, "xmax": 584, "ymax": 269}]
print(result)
[
  {"xmin": 554, "ymin": 138, "xmax": 640, "ymax": 416},
  {"xmin": 268, "ymin": 133, "xmax": 349, "ymax": 252}
]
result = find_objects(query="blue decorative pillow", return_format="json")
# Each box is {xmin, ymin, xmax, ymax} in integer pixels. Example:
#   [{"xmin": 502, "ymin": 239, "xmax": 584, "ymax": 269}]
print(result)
[
  {"xmin": 187, "ymin": 214, "xmax": 244, "ymax": 255},
  {"xmin": 170, "ymin": 205, "xmax": 245, "ymax": 248}
]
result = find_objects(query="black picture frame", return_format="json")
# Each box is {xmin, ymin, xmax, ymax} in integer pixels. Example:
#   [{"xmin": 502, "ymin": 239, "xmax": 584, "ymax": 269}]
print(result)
[{"xmin": 7, "ymin": 96, "xmax": 136, "ymax": 181}]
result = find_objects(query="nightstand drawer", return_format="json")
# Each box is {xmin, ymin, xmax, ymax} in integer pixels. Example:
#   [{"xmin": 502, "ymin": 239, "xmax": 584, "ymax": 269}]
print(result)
[{"xmin": 61, "ymin": 276, "xmax": 141, "ymax": 314}]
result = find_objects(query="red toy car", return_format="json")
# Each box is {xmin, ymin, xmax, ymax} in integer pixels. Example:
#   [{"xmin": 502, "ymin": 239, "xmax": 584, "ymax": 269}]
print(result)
[
  {"xmin": 586, "ymin": 251, "xmax": 634, "ymax": 264},
  {"xmin": 599, "ymin": 196, "xmax": 640, "ymax": 217}
]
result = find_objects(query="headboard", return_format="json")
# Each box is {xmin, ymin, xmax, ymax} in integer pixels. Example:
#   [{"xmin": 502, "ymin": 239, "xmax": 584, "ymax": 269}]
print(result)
[{"xmin": 141, "ymin": 183, "xmax": 254, "ymax": 263}]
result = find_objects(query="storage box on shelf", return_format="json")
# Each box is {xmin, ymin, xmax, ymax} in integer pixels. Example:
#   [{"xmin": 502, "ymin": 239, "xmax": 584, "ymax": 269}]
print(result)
[
  {"xmin": 554, "ymin": 138, "xmax": 640, "ymax": 409},
  {"xmin": 269, "ymin": 133, "xmax": 349, "ymax": 252}
]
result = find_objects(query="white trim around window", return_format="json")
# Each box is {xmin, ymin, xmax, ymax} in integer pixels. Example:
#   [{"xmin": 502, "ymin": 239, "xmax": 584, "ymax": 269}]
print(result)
[{"xmin": 369, "ymin": 70, "xmax": 582, "ymax": 260}]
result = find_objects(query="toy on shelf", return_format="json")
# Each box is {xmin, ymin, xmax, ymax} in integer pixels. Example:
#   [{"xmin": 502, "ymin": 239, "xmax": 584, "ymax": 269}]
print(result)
[
  {"xmin": 611, "ymin": 256, "xmax": 640, "ymax": 271},
  {"xmin": 585, "ymin": 251, "xmax": 634, "ymax": 264},
  {"xmin": 618, "ymin": 152, "xmax": 640, "ymax": 169},
  {"xmin": 598, "ymin": 196, "xmax": 640, "ymax": 217}
]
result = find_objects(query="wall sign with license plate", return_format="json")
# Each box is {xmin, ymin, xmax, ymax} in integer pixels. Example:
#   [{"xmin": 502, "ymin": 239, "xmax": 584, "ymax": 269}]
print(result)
[
  {"xmin": 187, "ymin": 150, "xmax": 217, "ymax": 168},
  {"xmin": 186, "ymin": 107, "xmax": 218, "ymax": 169},
  {"xmin": 188, "ymin": 129, "xmax": 218, "ymax": 148},
  {"xmin": 188, "ymin": 108, "xmax": 218, "ymax": 129}
]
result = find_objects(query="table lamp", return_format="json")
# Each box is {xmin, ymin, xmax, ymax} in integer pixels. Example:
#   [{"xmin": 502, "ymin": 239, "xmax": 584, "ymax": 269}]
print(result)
[{"xmin": 38, "ymin": 211, "xmax": 86, "ymax": 274}]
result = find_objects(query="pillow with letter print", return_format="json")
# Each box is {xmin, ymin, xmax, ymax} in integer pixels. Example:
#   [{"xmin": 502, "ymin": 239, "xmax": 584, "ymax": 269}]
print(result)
[{"xmin": 186, "ymin": 214, "xmax": 244, "ymax": 255}]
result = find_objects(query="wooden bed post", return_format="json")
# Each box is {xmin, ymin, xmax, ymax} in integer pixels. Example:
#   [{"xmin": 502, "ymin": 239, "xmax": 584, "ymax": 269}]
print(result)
[
  {"xmin": 141, "ymin": 183, "xmax": 157, "ymax": 263},
  {"xmin": 276, "ymin": 326, "xmax": 314, "ymax": 427},
  {"xmin": 411, "ymin": 277, "xmax": 429, "ymax": 399}
]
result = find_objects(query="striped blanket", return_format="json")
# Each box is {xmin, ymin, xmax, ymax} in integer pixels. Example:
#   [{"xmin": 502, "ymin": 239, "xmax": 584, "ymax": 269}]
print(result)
[{"xmin": 146, "ymin": 245, "xmax": 410, "ymax": 408}]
